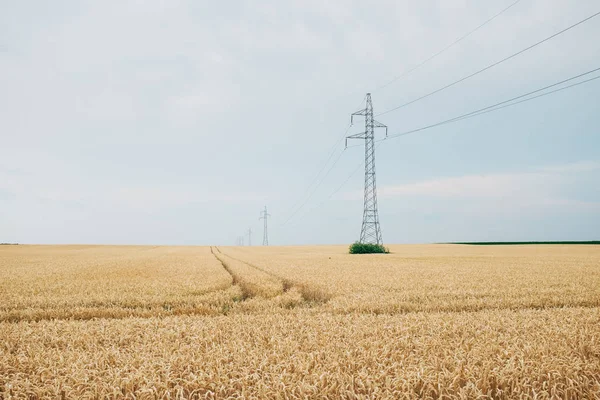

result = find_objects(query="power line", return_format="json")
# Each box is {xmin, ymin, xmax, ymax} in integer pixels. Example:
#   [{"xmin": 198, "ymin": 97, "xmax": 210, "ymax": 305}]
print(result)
[
  {"xmin": 377, "ymin": 10, "xmax": 600, "ymax": 116},
  {"xmin": 282, "ymin": 123, "xmax": 351, "ymax": 214},
  {"xmin": 419, "ymin": 67, "xmax": 600, "ymax": 127},
  {"xmin": 307, "ymin": 95, "xmax": 365, "ymax": 182},
  {"xmin": 278, "ymin": 127, "xmax": 347, "ymax": 226},
  {"xmin": 280, "ymin": 96, "xmax": 367, "ymax": 226},
  {"xmin": 452, "ymin": 75, "xmax": 600, "ymax": 122},
  {"xmin": 287, "ymin": 143, "xmax": 385, "ymax": 227},
  {"xmin": 345, "ymin": 68, "xmax": 600, "ymax": 147},
  {"xmin": 383, "ymin": 69, "xmax": 600, "ymax": 140},
  {"xmin": 281, "ymin": 72, "xmax": 599, "ymax": 232},
  {"xmin": 374, "ymin": 0, "xmax": 522, "ymax": 92},
  {"xmin": 279, "ymin": 9, "xmax": 600, "ymax": 231},
  {"xmin": 310, "ymin": 71, "xmax": 600, "ymax": 217},
  {"xmin": 322, "ymin": 146, "xmax": 379, "ymax": 206},
  {"xmin": 281, "ymin": 146, "xmax": 347, "ymax": 226},
  {"xmin": 328, "ymin": 155, "xmax": 368, "ymax": 201}
]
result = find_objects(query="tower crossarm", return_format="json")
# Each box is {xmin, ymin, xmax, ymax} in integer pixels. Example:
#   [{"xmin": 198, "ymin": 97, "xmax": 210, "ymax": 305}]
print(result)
[
  {"xmin": 373, "ymin": 120, "xmax": 388, "ymax": 137},
  {"xmin": 350, "ymin": 108, "xmax": 367, "ymax": 125},
  {"xmin": 345, "ymin": 131, "xmax": 367, "ymax": 148}
]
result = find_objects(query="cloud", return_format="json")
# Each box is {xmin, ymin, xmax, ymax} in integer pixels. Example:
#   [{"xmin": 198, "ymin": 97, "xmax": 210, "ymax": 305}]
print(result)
[
  {"xmin": 0, "ymin": 157, "xmax": 268, "ymax": 213},
  {"xmin": 536, "ymin": 160, "xmax": 600, "ymax": 173},
  {"xmin": 102, "ymin": 186, "xmax": 268, "ymax": 213},
  {"xmin": 337, "ymin": 161, "xmax": 600, "ymax": 215},
  {"xmin": 0, "ymin": 175, "xmax": 267, "ymax": 213},
  {"xmin": 376, "ymin": 161, "xmax": 598, "ymax": 199},
  {"xmin": 379, "ymin": 172, "xmax": 548, "ymax": 198}
]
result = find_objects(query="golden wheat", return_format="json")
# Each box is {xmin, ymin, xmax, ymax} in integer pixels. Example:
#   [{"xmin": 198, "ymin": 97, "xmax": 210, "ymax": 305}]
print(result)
[
  {"xmin": 1, "ymin": 244, "xmax": 599, "ymax": 399},
  {"xmin": 222, "ymin": 244, "xmax": 600, "ymax": 314},
  {"xmin": 0, "ymin": 246, "xmax": 234, "ymax": 321}
]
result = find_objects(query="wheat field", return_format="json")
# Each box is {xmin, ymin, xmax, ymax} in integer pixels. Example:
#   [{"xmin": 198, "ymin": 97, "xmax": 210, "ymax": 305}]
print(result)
[{"xmin": 1, "ymin": 244, "xmax": 599, "ymax": 399}]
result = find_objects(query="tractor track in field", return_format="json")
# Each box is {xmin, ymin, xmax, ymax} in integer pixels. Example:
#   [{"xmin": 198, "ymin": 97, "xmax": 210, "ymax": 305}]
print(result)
[
  {"xmin": 210, "ymin": 246, "xmax": 255, "ymax": 300},
  {"xmin": 213, "ymin": 247, "xmax": 332, "ymax": 304},
  {"xmin": 6, "ymin": 247, "xmax": 331, "ymax": 323}
]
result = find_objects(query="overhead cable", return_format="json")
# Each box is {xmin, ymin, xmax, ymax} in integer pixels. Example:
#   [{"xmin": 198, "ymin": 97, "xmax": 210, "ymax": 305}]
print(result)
[{"xmin": 377, "ymin": 10, "xmax": 600, "ymax": 116}]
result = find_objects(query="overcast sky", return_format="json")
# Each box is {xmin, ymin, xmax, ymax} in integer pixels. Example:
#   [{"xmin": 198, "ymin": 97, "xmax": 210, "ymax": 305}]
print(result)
[{"xmin": 1, "ymin": 0, "xmax": 599, "ymax": 245}]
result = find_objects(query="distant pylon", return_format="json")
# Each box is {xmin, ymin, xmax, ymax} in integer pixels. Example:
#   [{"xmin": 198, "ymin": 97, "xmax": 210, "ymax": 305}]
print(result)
[
  {"xmin": 346, "ymin": 93, "xmax": 387, "ymax": 245},
  {"xmin": 247, "ymin": 227, "xmax": 252, "ymax": 246},
  {"xmin": 259, "ymin": 206, "xmax": 271, "ymax": 246}
]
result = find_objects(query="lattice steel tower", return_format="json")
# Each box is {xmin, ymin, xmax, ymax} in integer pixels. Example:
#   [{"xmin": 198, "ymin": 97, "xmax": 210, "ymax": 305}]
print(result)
[
  {"xmin": 346, "ymin": 93, "xmax": 387, "ymax": 245},
  {"xmin": 259, "ymin": 206, "xmax": 271, "ymax": 246}
]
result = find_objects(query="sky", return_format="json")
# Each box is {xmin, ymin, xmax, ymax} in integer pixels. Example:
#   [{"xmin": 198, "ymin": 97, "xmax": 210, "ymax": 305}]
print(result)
[{"xmin": 1, "ymin": 0, "xmax": 599, "ymax": 245}]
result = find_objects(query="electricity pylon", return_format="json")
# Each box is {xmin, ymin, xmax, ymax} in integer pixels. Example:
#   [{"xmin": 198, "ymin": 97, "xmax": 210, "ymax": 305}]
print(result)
[
  {"xmin": 346, "ymin": 93, "xmax": 387, "ymax": 245},
  {"xmin": 247, "ymin": 228, "xmax": 252, "ymax": 246},
  {"xmin": 259, "ymin": 206, "xmax": 270, "ymax": 246}
]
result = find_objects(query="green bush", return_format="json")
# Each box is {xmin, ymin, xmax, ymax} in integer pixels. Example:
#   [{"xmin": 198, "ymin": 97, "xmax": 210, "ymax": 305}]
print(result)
[{"xmin": 349, "ymin": 242, "xmax": 389, "ymax": 254}]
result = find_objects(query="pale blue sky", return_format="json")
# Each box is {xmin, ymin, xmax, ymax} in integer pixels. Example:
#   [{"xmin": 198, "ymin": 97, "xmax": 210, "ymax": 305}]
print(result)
[{"xmin": 1, "ymin": 0, "xmax": 599, "ymax": 245}]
